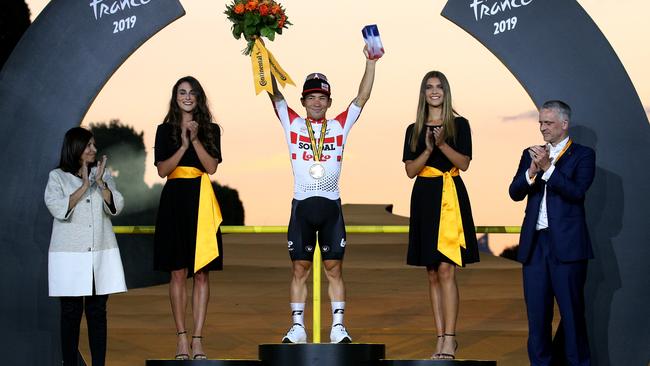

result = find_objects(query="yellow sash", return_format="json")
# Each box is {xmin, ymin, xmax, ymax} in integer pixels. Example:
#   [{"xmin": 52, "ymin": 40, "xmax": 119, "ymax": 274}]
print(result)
[
  {"xmin": 169, "ymin": 166, "xmax": 222, "ymax": 273},
  {"xmin": 418, "ymin": 166, "xmax": 465, "ymax": 266}
]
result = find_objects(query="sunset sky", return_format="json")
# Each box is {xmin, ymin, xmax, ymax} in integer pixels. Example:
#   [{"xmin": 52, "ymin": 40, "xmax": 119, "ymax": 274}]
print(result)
[{"xmin": 25, "ymin": 1, "xmax": 650, "ymax": 252}]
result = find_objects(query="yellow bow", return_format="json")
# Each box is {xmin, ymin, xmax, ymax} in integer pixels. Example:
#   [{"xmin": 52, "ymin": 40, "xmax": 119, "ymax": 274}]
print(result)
[
  {"xmin": 418, "ymin": 166, "xmax": 465, "ymax": 266},
  {"xmin": 169, "ymin": 167, "xmax": 222, "ymax": 272},
  {"xmin": 250, "ymin": 38, "xmax": 294, "ymax": 95}
]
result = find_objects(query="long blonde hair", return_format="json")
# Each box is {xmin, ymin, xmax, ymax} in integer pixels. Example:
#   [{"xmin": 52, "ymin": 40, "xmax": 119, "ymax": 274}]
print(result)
[{"xmin": 410, "ymin": 71, "xmax": 458, "ymax": 152}]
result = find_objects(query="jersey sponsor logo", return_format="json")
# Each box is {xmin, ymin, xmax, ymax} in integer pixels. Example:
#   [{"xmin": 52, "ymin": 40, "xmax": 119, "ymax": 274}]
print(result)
[
  {"xmin": 306, "ymin": 245, "xmax": 314, "ymax": 252},
  {"xmin": 340, "ymin": 238, "xmax": 346, "ymax": 248},
  {"xmin": 322, "ymin": 245, "xmax": 330, "ymax": 252},
  {"xmin": 291, "ymin": 132, "xmax": 343, "ymax": 146},
  {"xmin": 298, "ymin": 142, "xmax": 337, "ymax": 151},
  {"xmin": 302, "ymin": 151, "xmax": 332, "ymax": 162}
]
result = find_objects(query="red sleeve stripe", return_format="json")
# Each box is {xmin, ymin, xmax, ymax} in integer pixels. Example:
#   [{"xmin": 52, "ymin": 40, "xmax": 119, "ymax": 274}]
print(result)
[
  {"xmin": 287, "ymin": 106, "xmax": 300, "ymax": 125},
  {"xmin": 334, "ymin": 107, "xmax": 350, "ymax": 128}
]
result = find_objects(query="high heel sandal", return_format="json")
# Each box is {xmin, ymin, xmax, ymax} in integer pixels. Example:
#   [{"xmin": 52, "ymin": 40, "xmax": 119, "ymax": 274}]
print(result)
[
  {"xmin": 438, "ymin": 333, "xmax": 458, "ymax": 360},
  {"xmin": 174, "ymin": 331, "xmax": 190, "ymax": 360},
  {"xmin": 430, "ymin": 334, "xmax": 445, "ymax": 359},
  {"xmin": 191, "ymin": 335, "xmax": 208, "ymax": 360}
]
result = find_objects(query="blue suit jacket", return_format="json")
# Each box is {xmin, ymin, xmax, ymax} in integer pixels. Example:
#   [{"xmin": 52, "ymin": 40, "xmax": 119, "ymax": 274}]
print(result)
[{"xmin": 509, "ymin": 141, "xmax": 595, "ymax": 264}]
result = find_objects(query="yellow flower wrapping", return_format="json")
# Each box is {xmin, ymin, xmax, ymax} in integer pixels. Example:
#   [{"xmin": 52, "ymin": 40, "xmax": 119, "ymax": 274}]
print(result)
[
  {"xmin": 168, "ymin": 167, "xmax": 222, "ymax": 272},
  {"xmin": 418, "ymin": 166, "xmax": 465, "ymax": 266},
  {"xmin": 250, "ymin": 39, "xmax": 294, "ymax": 95}
]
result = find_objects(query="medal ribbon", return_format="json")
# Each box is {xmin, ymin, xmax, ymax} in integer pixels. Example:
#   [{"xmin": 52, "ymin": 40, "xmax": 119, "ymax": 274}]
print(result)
[
  {"xmin": 250, "ymin": 39, "xmax": 295, "ymax": 95},
  {"xmin": 168, "ymin": 166, "xmax": 222, "ymax": 273},
  {"xmin": 551, "ymin": 138, "xmax": 572, "ymax": 164},
  {"xmin": 417, "ymin": 166, "xmax": 465, "ymax": 266},
  {"xmin": 305, "ymin": 119, "xmax": 328, "ymax": 162}
]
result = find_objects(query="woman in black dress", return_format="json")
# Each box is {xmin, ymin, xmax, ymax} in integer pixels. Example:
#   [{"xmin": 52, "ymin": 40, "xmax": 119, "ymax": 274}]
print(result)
[
  {"xmin": 402, "ymin": 71, "xmax": 479, "ymax": 360},
  {"xmin": 154, "ymin": 76, "xmax": 223, "ymax": 360}
]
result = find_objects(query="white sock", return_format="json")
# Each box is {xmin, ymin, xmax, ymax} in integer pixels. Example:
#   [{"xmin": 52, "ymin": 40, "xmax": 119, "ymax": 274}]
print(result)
[
  {"xmin": 331, "ymin": 301, "xmax": 345, "ymax": 326},
  {"xmin": 291, "ymin": 302, "xmax": 305, "ymax": 326}
]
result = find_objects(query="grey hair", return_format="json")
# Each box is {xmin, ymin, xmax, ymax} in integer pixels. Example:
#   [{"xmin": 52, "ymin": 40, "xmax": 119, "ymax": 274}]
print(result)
[{"xmin": 541, "ymin": 100, "xmax": 571, "ymax": 121}]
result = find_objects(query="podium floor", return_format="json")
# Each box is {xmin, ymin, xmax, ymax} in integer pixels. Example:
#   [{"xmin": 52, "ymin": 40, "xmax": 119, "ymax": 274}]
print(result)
[{"xmin": 81, "ymin": 219, "xmax": 552, "ymax": 365}]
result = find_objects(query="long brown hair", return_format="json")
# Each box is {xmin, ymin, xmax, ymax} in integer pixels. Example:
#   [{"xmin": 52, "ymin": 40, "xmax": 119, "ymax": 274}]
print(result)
[
  {"xmin": 410, "ymin": 71, "xmax": 458, "ymax": 152},
  {"xmin": 163, "ymin": 76, "xmax": 220, "ymax": 156}
]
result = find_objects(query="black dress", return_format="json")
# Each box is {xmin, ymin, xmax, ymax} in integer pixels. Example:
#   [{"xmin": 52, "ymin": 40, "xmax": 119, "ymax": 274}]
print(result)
[
  {"xmin": 402, "ymin": 117, "xmax": 480, "ymax": 267},
  {"xmin": 153, "ymin": 123, "xmax": 224, "ymax": 272}
]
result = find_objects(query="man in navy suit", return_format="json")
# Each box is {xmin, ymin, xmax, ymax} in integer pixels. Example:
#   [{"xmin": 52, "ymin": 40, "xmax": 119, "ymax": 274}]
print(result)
[{"xmin": 509, "ymin": 100, "xmax": 595, "ymax": 366}]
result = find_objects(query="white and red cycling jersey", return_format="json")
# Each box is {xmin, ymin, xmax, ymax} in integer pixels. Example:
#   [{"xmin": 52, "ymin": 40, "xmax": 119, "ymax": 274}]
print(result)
[{"xmin": 272, "ymin": 99, "xmax": 362, "ymax": 200}]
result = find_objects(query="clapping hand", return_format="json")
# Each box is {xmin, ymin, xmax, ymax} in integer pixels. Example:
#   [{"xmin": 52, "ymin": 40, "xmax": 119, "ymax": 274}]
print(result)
[
  {"xmin": 187, "ymin": 120, "xmax": 199, "ymax": 142},
  {"xmin": 528, "ymin": 145, "xmax": 551, "ymax": 172},
  {"xmin": 425, "ymin": 127, "xmax": 435, "ymax": 152},
  {"xmin": 433, "ymin": 126, "xmax": 445, "ymax": 147},
  {"xmin": 180, "ymin": 123, "xmax": 190, "ymax": 149},
  {"xmin": 95, "ymin": 155, "xmax": 108, "ymax": 187},
  {"xmin": 79, "ymin": 162, "xmax": 90, "ymax": 187}
]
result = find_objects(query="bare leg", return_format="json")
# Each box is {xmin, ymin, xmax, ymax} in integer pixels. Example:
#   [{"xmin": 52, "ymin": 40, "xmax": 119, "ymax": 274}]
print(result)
[
  {"xmin": 438, "ymin": 262, "xmax": 459, "ymax": 358},
  {"xmin": 427, "ymin": 266, "xmax": 445, "ymax": 358},
  {"xmin": 169, "ymin": 268, "xmax": 189, "ymax": 357},
  {"xmin": 290, "ymin": 260, "xmax": 312, "ymax": 303},
  {"xmin": 323, "ymin": 260, "xmax": 345, "ymax": 302},
  {"xmin": 191, "ymin": 270, "xmax": 210, "ymax": 358}
]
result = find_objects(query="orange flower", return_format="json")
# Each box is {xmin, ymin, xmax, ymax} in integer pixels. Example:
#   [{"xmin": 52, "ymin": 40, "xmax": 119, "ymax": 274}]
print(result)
[
  {"xmin": 278, "ymin": 14, "xmax": 286, "ymax": 28},
  {"xmin": 259, "ymin": 4, "xmax": 269, "ymax": 16},
  {"xmin": 245, "ymin": 0, "xmax": 258, "ymax": 11},
  {"xmin": 234, "ymin": 3, "xmax": 245, "ymax": 14},
  {"xmin": 271, "ymin": 4, "xmax": 281, "ymax": 15}
]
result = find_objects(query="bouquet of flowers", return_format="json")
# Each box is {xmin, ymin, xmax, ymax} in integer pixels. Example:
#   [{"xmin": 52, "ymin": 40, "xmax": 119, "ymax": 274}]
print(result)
[{"xmin": 225, "ymin": 0, "xmax": 292, "ymax": 55}]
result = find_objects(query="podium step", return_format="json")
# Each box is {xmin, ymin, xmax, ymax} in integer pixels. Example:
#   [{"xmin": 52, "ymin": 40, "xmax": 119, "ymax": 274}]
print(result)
[
  {"xmin": 259, "ymin": 343, "xmax": 386, "ymax": 366},
  {"xmin": 145, "ymin": 359, "xmax": 261, "ymax": 365},
  {"xmin": 381, "ymin": 360, "xmax": 496, "ymax": 365}
]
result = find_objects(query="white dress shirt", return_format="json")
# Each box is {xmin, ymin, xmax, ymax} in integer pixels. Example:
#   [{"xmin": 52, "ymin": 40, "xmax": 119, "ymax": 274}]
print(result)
[{"xmin": 525, "ymin": 136, "xmax": 570, "ymax": 230}]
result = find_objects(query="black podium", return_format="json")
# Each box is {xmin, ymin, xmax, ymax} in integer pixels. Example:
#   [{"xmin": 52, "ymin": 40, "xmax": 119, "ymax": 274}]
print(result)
[
  {"xmin": 146, "ymin": 343, "xmax": 497, "ymax": 365},
  {"xmin": 259, "ymin": 343, "xmax": 385, "ymax": 366},
  {"xmin": 146, "ymin": 359, "xmax": 261, "ymax": 365}
]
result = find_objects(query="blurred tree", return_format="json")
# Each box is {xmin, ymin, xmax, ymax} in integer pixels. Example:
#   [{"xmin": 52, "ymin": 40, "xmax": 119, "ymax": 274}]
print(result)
[
  {"xmin": 0, "ymin": 0, "xmax": 31, "ymax": 70},
  {"xmin": 91, "ymin": 120, "xmax": 157, "ymax": 217},
  {"xmin": 213, "ymin": 182, "xmax": 245, "ymax": 225}
]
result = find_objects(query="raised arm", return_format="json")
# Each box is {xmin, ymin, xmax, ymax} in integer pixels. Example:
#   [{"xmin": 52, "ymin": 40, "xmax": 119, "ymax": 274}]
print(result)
[
  {"xmin": 352, "ymin": 47, "xmax": 378, "ymax": 108},
  {"xmin": 267, "ymin": 73, "xmax": 285, "ymax": 103}
]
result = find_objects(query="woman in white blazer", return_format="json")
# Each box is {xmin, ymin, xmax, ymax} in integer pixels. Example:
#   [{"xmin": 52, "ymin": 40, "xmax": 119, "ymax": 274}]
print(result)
[{"xmin": 44, "ymin": 127, "xmax": 126, "ymax": 366}]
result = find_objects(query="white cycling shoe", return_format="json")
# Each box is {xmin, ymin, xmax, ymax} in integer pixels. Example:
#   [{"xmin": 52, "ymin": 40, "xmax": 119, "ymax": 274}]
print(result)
[
  {"xmin": 282, "ymin": 323, "xmax": 307, "ymax": 344},
  {"xmin": 330, "ymin": 323, "xmax": 352, "ymax": 343}
]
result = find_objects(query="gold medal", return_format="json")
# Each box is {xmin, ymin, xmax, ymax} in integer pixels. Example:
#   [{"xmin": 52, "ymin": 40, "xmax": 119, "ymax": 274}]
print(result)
[{"xmin": 309, "ymin": 163, "xmax": 326, "ymax": 179}]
